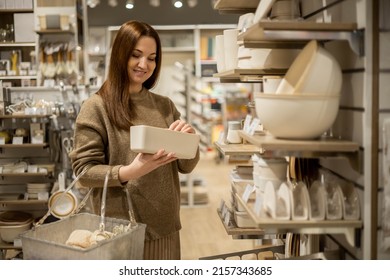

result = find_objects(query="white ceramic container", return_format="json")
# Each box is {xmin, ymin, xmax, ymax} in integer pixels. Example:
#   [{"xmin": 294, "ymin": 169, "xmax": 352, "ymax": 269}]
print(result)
[
  {"xmin": 130, "ymin": 125, "xmax": 200, "ymax": 159},
  {"xmin": 254, "ymin": 92, "xmax": 340, "ymax": 139},
  {"xmin": 215, "ymin": 35, "xmax": 225, "ymax": 72},
  {"xmin": 276, "ymin": 40, "xmax": 342, "ymax": 95},
  {"xmin": 223, "ymin": 29, "xmax": 239, "ymax": 71}
]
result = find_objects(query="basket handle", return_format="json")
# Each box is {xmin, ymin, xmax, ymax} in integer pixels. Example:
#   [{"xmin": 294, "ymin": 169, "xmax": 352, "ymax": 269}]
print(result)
[
  {"xmin": 34, "ymin": 167, "xmax": 90, "ymax": 228},
  {"xmin": 125, "ymin": 187, "xmax": 137, "ymax": 228},
  {"xmin": 99, "ymin": 170, "xmax": 110, "ymax": 232}
]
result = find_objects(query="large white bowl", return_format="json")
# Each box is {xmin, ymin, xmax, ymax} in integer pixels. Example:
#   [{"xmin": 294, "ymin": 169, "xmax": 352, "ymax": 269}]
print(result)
[
  {"xmin": 276, "ymin": 40, "xmax": 342, "ymax": 95},
  {"xmin": 255, "ymin": 93, "xmax": 340, "ymax": 139}
]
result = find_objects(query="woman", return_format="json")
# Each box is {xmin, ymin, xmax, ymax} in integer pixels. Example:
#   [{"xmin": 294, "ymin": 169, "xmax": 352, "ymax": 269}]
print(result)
[{"xmin": 69, "ymin": 20, "xmax": 200, "ymax": 260}]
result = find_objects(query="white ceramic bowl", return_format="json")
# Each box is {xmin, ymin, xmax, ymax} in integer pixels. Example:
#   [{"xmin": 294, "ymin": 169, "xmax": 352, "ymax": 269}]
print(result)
[
  {"xmin": 255, "ymin": 93, "xmax": 340, "ymax": 139},
  {"xmin": 249, "ymin": 48, "xmax": 299, "ymax": 69},
  {"xmin": 276, "ymin": 40, "xmax": 342, "ymax": 95}
]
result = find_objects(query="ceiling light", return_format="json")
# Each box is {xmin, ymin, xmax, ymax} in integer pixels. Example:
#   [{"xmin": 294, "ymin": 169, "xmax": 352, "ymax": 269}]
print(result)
[
  {"xmin": 87, "ymin": 0, "xmax": 100, "ymax": 8},
  {"xmin": 149, "ymin": 0, "xmax": 160, "ymax": 7},
  {"xmin": 187, "ymin": 0, "xmax": 197, "ymax": 8},
  {"xmin": 108, "ymin": 0, "xmax": 118, "ymax": 7},
  {"xmin": 126, "ymin": 0, "xmax": 134, "ymax": 9},
  {"xmin": 173, "ymin": 0, "xmax": 183, "ymax": 8}
]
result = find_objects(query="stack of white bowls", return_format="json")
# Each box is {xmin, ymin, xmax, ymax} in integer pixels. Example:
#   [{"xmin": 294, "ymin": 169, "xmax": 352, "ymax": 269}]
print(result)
[
  {"xmin": 252, "ymin": 154, "xmax": 288, "ymax": 192},
  {"xmin": 255, "ymin": 40, "xmax": 343, "ymax": 139}
]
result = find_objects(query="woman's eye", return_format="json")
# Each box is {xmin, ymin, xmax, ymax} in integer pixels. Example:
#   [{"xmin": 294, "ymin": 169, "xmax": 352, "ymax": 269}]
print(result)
[{"xmin": 148, "ymin": 57, "xmax": 156, "ymax": 61}]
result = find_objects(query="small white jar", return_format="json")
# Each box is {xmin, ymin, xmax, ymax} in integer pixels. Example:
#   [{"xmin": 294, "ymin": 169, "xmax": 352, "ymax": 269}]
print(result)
[{"xmin": 226, "ymin": 121, "xmax": 242, "ymax": 144}]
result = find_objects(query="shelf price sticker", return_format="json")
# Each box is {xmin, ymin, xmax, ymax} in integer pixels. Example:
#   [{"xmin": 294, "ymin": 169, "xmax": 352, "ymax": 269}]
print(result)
[
  {"xmin": 224, "ymin": 210, "xmax": 231, "ymax": 226},
  {"xmin": 243, "ymin": 115, "xmax": 253, "ymax": 133},
  {"xmin": 248, "ymin": 117, "xmax": 261, "ymax": 136},
  {"xmin": 242, "ymin": 184, "xmax": 256, "ymax": 203},
  {"xmin": 254, "ymin": 193, "xmax": 263, "ymax": 216}
]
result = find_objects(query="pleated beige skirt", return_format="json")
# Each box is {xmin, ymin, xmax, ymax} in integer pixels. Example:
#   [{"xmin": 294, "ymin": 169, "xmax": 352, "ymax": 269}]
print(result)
[{"xmin": 143, "ymin": 231, "xmax": 181, "ymax": 260}]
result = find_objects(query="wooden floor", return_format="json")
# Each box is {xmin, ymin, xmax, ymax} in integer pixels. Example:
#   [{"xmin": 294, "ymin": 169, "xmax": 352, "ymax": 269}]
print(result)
[{"xmin": 179, "ymin": 151, "xmax": 256, "ymax": 260}]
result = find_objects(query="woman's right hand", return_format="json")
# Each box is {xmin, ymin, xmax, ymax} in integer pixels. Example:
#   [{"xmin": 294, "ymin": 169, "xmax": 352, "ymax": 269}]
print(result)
[{"xmin": 118, "ymin": 149, "xmax": 177, "ymax": 183}]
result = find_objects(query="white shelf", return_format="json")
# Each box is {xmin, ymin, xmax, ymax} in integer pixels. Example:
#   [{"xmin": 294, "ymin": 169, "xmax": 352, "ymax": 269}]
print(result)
[
  {"xmin": 238, "ymin": 21, "xmax": 363, "ymax": 56},
  {"xmin": 214, "ymin": 68, "xmax": 287, "ymax": 82},
  {"xmin": 0, "ymin": 42, "xmax": 35, "ymax": 47},
  {"xmin": 234, "ymin": 191, "xmax": 362, "ymax": 246},
  {"xmin": 214, "ymin": 0, "xmax": 259, "ymax": 14},
  {"xmin": 0, "ymin": 75, "xmax": 37, "ymax": 80}
]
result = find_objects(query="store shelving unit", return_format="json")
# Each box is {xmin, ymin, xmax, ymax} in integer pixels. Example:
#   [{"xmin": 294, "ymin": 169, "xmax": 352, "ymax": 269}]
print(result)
[
  {"xmin": 212, "ymin": 0, "xmax": 365, "ymax": 258},
  {"xmin": 0, "ymin": 7, "xmax": 37, "ymax": 87}
]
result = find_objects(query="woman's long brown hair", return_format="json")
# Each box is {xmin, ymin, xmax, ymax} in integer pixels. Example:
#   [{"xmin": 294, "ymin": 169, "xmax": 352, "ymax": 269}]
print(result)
[{"xmin": 99, "ymin": 20, "xmax": 162, "ymax": 130}]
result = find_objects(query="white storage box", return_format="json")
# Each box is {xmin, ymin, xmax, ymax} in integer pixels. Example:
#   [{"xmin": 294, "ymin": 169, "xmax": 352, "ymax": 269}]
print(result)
[
  {"xmin": 130, "ymin": 125, "xmax": 200, "ymax": 159},
  {"xmin": 234, "ymin": 210, "xmax": 256, "ymax": 228},
  {"xmin": 14, "ymin": 13, "xmax": 35, "ymax": 43}
]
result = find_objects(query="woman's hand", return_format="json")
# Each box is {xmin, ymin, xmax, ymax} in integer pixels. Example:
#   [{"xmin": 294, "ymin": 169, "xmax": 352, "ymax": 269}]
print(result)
[
  {"xmin": 169, "ymin": 120, "xmax": 195, "ymax": 134},
  {"xmin": 119, "ymin": 149, "xmax": 177, "ymax": 182}
]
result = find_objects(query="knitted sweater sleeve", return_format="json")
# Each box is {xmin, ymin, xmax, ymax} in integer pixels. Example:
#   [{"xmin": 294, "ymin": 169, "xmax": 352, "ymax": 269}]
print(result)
[{"xmin": 69, "ymin": 94, "xmax": 124, "ymax": 188}]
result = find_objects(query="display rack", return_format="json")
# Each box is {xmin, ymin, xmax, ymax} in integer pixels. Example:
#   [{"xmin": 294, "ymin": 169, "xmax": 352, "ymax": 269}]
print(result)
[
  {"xmin": 238, "ymin": 21, "xmax": 363, "ymax": 56},
  {"xmin": 234, "ymin": 192, "xmax": 362, "ymax": 246},
  {"xmin": 212, "ymin": 0, "xmax": 366, "ymax": 258}
]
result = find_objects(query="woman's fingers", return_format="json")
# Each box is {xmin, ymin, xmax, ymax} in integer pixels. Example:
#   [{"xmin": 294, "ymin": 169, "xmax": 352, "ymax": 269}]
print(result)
[{"xmin": 169, "ymin": 120, "xmax": 195, "ymax": 134}]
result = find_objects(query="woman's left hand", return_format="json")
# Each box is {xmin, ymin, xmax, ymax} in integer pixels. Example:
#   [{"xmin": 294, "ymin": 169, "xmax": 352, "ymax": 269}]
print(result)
[{"xmin": 169, "ymin": 120, "xmax": 195, "ymax": 134}]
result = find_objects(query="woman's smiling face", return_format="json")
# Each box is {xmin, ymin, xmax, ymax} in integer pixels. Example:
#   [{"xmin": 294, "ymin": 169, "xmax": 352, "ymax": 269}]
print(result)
[{"xmin": 127, "ymin": 36, "xmax": 157, "ymax": 92}]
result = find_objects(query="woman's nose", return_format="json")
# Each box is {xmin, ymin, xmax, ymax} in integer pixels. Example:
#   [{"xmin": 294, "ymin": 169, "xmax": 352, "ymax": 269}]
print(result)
[{"xmin": 138, "ymin": 57, "xmax": 147, "ymax": 68}]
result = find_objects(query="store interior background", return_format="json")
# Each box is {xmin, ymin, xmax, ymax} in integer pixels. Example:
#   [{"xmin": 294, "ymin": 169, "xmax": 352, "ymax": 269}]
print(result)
[{"xmin": 1, "ymin": 0, "xmax": 390, "ymax": 260}]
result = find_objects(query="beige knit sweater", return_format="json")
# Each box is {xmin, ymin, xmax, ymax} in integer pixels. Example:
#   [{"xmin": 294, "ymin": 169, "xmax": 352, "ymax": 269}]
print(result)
[{"xmin": 69, "ymin": 88, "xmax": 200, "ymax": 240}]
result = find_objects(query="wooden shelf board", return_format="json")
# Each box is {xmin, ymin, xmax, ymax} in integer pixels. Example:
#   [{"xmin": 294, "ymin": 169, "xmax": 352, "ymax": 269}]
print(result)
[
  {"xmin": 0, "ymin": 143, "xmax": 48, "ymax": 148},
  {"xmin": 0, "ymin": 173, "xmax": 51, "ymax": 177},
  {"xmin": 235, "ymin": 193, "xmax": 362, "ymax": 230},
  {"xmin": 214, "ymin": 141, "xmax": 261, "ymax": 156},
  {"xmin": 239, "ymin": 21, "xmax": 358, "ymax": 48},
  {"xmin": 0, "ymin": 114, "xmax": 50, "ymax": 119},
  {"xmin": 239, "ymin": 131, "xmax": 359, "ymax": 153},
  {"xmin": 214, "ymin": 68, "xmax": 287, "ymax": 79},
  {"xmin": 214, "ymin": 0, "xmax": 259, "ymax": 14},
  {"xmin": 217, "ymin": 209, "xmax": 265, "ymax": 236}
]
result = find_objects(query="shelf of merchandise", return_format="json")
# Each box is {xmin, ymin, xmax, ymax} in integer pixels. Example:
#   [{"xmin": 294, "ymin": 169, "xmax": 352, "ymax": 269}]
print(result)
[
  {"xmin": 213, "ymin": 68, "xmax": 287, "ymax": 82},
  {"xmin": 0, "ymin": 143, "xmax": 48, "ymax": 148},
  {"xmin": 234, "ymin": 191, "xmax": 362, "ymax": 246},
  {"xmin": 0, "ymin": 173, "xmax": 52, "ymax": 178},
  {"xmin": 0, "ymin": 42, "xmax": 35, "ymax": 47},
  {"xmin": 237, "ymin": 130, "xmax": 361, "ymax": 171},
  {"xmin": 0, "ymin": 199, "xmax": 47, "ymax": 206},
  {"xmin": 238, "ymin": 21, "xmax": 363, "ymax": 56},
  {"xmin": 213, "ymin": 0, "xmax": 259, "ymax": 14},
  {"xmin": 0, "ymin": 114, "xmax": 51, "ymax": 119},
  {"xmin": 217, "ymin": 208, "xmax": 266, "ymax": 238},
  {"xmin": 0, "ymin": 76, "xmax": 37, "ymax": 80},
  {"xmin": 214, "ymin": 141, "xmax": 261, "ymax": 156},
  {"xmin": 35, "ymin": 29, "xmax": 75, "ymax": 35}
]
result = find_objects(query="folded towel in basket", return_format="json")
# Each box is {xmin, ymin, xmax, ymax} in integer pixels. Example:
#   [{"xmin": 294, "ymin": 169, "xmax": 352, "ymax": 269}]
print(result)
[{"xmin": 66, "ymin": 229, "xmax": 114, "ymax": 249}]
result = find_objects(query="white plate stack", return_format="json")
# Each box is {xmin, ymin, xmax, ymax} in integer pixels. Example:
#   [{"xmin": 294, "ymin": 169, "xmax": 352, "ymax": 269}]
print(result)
[{"xmin": 26, "ymin": 183, "xmax": 51, "ymax": 200}]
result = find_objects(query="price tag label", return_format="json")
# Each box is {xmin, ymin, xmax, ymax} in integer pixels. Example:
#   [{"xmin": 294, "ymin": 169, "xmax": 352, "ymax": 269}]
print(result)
[
  {"xmin": 219, "ymin": 199, "xmax": 225, "ymax": 212},
  {"xmin": 224, "ymin": 210, "xmax": 231, "ymax": 226},
  {"xmin": 27, "ymin": 165, "xmax": 38, "ymax": 173},
  {"xmin": 254, "ymin": 194, "xmax": 263, "ymax": 216},
  {"xmin": 243, "ymin": 115, "xmax": 253, "ymax": 133},
  {"xmin": 12, "ymin": 136, "xmax": 23, "ymax": 144},
  {"xmin": 242, "ymin": 184, "xmax": 255, "ymax": 203},
  {"xmin": 248, "ymin": 117, "xmax": 261, "ymax": 136}
]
